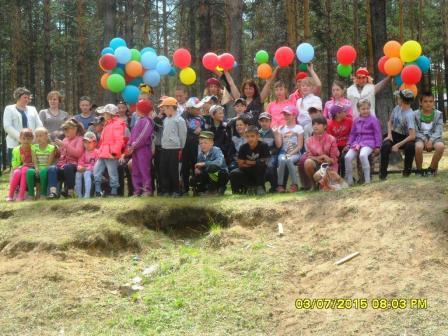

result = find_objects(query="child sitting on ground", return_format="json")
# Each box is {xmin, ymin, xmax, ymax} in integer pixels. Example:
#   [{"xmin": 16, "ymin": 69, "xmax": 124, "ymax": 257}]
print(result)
[{"xmin": 75, "ymin": 131, "xmax": 99, "ymax": 198}]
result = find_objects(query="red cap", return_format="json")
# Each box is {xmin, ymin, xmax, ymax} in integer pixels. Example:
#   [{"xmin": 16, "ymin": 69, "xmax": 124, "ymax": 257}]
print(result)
[
  {"xmin": 205, "ymin": 78, "xmax": 221, "ymax": 87},
  {"xmin": 136, "ymin": 99, "xmax": 153, "ymax": 115},
  {"xmin": 355, "ymin": 67, "xmax": 369, "ymax": 77},
  {"xmin": 295, "ymin": 72, "xmax": 308, "ymax": 81}
]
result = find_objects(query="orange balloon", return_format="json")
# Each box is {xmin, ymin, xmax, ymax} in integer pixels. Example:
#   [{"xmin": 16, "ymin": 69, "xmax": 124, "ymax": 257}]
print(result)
[
  {"xmin": 399, "ymin": 83, "xmax": 418, "ymax": 97},
  {"xmin": 100, "ymin": 73, "xmax": 110, "ymax": 90},
  {"xmin": 383, "ymin": 40, "xmax": 402, "ymax": 58},
  {"xmin": 257, "ymin": 63, "xmax": 273, "ymax": 80},
  {"xmin": 125, "ymin": 61, "xmax": 143, "ymax": 77},
  {"xmin": 384, "ymin": 57, "xmax": 403, "ymax": 76}
]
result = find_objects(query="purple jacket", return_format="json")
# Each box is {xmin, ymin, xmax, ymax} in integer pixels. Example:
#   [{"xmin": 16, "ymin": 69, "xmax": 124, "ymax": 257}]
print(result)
[
  {"xmin": 348, "ymin": 115, "xmax": 382, "ymax": 149},
  {"xmin": 129, "ymin": 116, "xmax": 154, "ymax": 151}
]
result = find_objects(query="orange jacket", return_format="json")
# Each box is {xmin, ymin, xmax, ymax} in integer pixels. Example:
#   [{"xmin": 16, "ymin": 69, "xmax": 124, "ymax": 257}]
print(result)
[{"xmin": 98, "ymin": 116, "xmax": 126, "ymax": 158}]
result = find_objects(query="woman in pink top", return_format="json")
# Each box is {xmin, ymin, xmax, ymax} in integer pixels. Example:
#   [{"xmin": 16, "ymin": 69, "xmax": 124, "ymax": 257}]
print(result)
[
  {"xmin": 323, "ymin": 80, "xmax": 353, "ymax": 119},
  {"xmin": 266, "ymin": 80, "xmax": 295, "ymax": 128},
  {"xmin": 47, "ymin": 119, "xmax": 85, "ymax": 199}
]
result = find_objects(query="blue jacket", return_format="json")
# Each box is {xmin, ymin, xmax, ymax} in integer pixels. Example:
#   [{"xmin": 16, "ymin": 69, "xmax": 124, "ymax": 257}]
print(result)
[{"xmin": 197, "ymin": 146, "xmax": 228, "ymax": 172}]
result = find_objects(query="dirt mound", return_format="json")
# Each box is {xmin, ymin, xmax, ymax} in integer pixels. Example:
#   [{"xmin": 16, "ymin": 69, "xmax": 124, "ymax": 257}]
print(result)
[
  {"xmin": 0, "ymin": 209, "xmax": 14, "ymax": 219},
  {"xmin": 71, "ymin": 229, "xmax": 141, "ymax": 255}
]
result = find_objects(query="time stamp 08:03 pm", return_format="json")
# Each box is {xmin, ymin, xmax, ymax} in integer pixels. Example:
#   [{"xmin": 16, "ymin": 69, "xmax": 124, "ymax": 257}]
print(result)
[{"xmin": 295, "ymin": 298, "xmax": 428, "ymax": 310}]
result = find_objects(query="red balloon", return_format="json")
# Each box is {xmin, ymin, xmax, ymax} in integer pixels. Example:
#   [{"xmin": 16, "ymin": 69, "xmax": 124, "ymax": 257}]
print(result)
[
  {"xmin": 99, "ymin": 54, "xmax": 117, "ymax": 71},
  {"xmin": 202, "ymin": 52, "xmax": 219, "ymax": 71},
  {"xmin": 336, "ymin": 45, "xmax": 357, "ymax": 65},
  {"xmin": 274, "ymin": 46, "xmax": 294, "ymax": 67},
  {"xmin": 218, "ymin": 53, "xmax": 235, "ymax": 70},
  {"xmin": 173, "ymin": 48, "xmax": 191, "ymax": 69},
  {"xmin": 377, "ymin": 56, "xmax": 389, "ymax": 75},
  {"xmin": 401, "ymin": 64, "xmax": 422, "ymax": 85}
]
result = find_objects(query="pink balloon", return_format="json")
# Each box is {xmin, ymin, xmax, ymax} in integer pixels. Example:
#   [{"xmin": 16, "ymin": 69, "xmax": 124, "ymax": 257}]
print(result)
[
  {"xmin": 274, "ymin": 46, "xmax": 294, "ymax": 67},
  {"xmin": 202, "ymin": 52, "xmax": 219, "ymax": 71},
  {"xmin": 173, "ymin": 48, "xmax": 191, "ymax": 69},
  {"xmin": 218, "ymin": 53, "xmax": 235, "ymax": 70}
]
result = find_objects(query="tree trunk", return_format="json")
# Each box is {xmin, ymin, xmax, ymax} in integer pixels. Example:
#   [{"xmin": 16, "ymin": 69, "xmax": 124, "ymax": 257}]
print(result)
[
  {"xmin": 417, "ymin": 0, "xmax": 423, "ymax": 42},
  {"xmin": 303, "ymin": 0, "xmax": 310, "ymax": 40},
  {"xmin": 369, "ymin": 0, "xmax": 394, "ymax": 131},
  {"xmin": 162, "ymin": 0, "xmax": 169, "ymax": 93},
  {"xmin": 99, "ymin": 0, "xmax": 116, "ymax": 104},
  {"xmin": 436, "ymin": 63, "xmax": 445, "ymax": 122},
  {"xmin": 443, "ymin": 0, "xmax": 448, "ymax": 122},
  {"xmin": 285, "ymin": 0, "xmax": 299, "ymax": 89},
  {"xmin": 43, "ymin": 0, "xmax": 52, "ymax": 96},
  {"xmin": 198, "ymin": 0, "xmax": 212, "ymax": 94},
  {"xmin": 366, "ymin": 0, "xmax": 374, "ymax": 75},
  {"xmin": 76, "ymin": 0, "xmax": 87, "ymax": 96},
  {"xmin": 399, "ymin": 0, "xmax": 404, "ymax": 42},
  {"xmin": 324, "ymin": 0, "xmax": 334, "ymax": 101},
  {"xmin": 224, "ymin": 0, "xmax": 243, "ymax": 86},
  {"xmin": 187, "ymin": 0, "xmax": 197, "ymax": 95},
  {"xmin": 353, "ymin": 0, "xmax": 360, "ymax": 69}
]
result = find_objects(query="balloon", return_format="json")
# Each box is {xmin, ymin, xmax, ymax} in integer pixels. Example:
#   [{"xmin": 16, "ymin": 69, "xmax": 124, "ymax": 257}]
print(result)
[
  {"xmin": 272, "ymin": 58, "xmax": 278, "ymax": 67},
  {"xmin": 106, "ymin": 74, "xmax": 126, "ymax": 93},
  {"xmin": 296, "ymin": 43, "xmax": 315, "ymax": 63},
  {"xmin": 141, "ymin": 52, "xmax": 158, "ymax": 69},
  {"xmin": 384, "ymin": 57, "xmax": 403, "ymax": 76},
  {"xmin": 394, "ymin": 74, "xmax": 403, "ymax": 86},
  {"xmin": 109, "ymin": 37, "xmax": 127, "ymax": 50},
  {"xmin": 415, "ymin": 55, "xmax": 430, "ymax": 73},
  {"xmin": 156, "ymin": 59, "xmax": 171, "ymax": 75},
  {"xmin": 257, "ymin": 63, "xmax": 273, "ymax": 79},
  {"xmin": 383, "ymin": 40, "xmax": 401, "ymax": 58},
  {"xmin": 400, "ymin": 40, "xmax": 422, "ymax": 63},
  {"xmin": 255, "ymin": 50, "xmax": 269, "ymax": 64},
  {"xmin": 336, "ymin": 45, "xmax": 357, "ymax": 65},
  {"xmin": 122, "ymin": 85, "xmax": 140, "ymax": 104},
  {"xmin": 112, "ymin": 67, "xmax": 125, "ymax": 77},
  {"xmin": 129, "ymin": 77, "xmax": 143, "ymax": 87},
  {"xmin": 202, "ymin": 52, "xmax": 219, "ymax": 71},
  {"xmin": 169, "ymin": 67, "xmax": 177, "ymax": 76},
  {"xmin": 143, "ymin": 69, "xmax": 161, "ymax": 87},
  {"xmin": 399, "ymin": 83, "xmax": 418, "ymax": 97},
  {"xmin": 173, "ymin": 48, "xmax": 192, "ymax": 69},
  {"xmin": 275, "ymin": 46, "xmax": 295, "ymax": 67},
  {"xmin": 114, "ymin": 46, "xmax": 132, "ymax": 64},
  {"xmin": 299, "ymin": 63, "xmax": 308, "ymax": 71},
  {"xmin": 337, "ymin": 64, "xmax": 352, "ymax": 77},
  {"xmin": 377, "ymin": 56, "xmax": 389, "ymax": 75},
  {"xmin": 401, "ymin": 64, "xmax": 422, "ymax": 85},
  {"xmin": 233, "ymin": 61, "xmax": 238, "ymax": 68},
  {"xmin": 179, "ymin": 67, "xmax": 196, "ymax": 85},
  {"xmin": 100, "ymin": 73, "xmax": 110, "ymax": 90},
  {"xmin": 99, "ymin": 54, "xmax": 117, "ymax": 71},
  {"xmin": 157, "ymin": 55, "xmax": 170, "ymax": 64},
  {"xmin": 101, "ymin": 47, "xmax": 114, "ymax": 56},
  {"xmin": 125, "ymin": 60, "xmax": 143, "ymax": 77},
  {"xmin": 141, "ymin": 47, "xmax": 157, "ymax": 55},
  {"xmin": 130, "ymin": 49, "xmax": 141, "ymax": 61},
  {"xmin": 218, "ymin": 53, "xmax": 235, "ymax": 70}
]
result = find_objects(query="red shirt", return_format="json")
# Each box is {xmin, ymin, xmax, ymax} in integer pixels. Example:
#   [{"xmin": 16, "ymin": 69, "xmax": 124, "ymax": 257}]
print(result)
[{"xmin": 327, "ymin": 117, "xmax": 353, "ymax": 147}]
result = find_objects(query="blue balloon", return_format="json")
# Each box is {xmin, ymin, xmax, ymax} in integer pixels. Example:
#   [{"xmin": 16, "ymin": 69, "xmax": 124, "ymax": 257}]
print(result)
[
  {"xmin": 109, "ymin": 37, "xmax": 127, "ymax": 50},
  {"xmin": 157, "ymin": 55, "xmax": 170, "ymax": 64},
  {"xmin": 394, "ymin": 74, "xmax": 403, "ymax": 86},
  {"xmin": 233, "ymin": 61, "xmax": 238, "ymax": 68},
  {"xmin": 273, "ymin": 58, "xmax": 278, "ymax": 67},
  {"xmin": 122, "ymin": 85, "xmax": 140, "ymax": 104},
  {"xmin": 143, "ymin": 70, "xmax": 161, "ymax": 87},
  {"xmin": 156, "ymin": 60, "xmax": 171, "ymax": 75},
  {"xmin": 101, "ymin": 47, "xmax": 114, "ymax": 56},
  {"xmin": 114, "ymin": 46, "xmax": 132, "ymax": 64},
  {"xmin": 141, "ymin": 52, "xmax": 158, "ymax": 70},
  {"xmin": 129, "ymin": 77, "xmax": 143, "ymax": 87},
  {"xmin": 141, "ymin": 47, "xmax": 157, "ymax": 55},
  {"xmin": 168, "ymin": 67, "xmax": 177, "ymax": 76},
  {"xmin": 296, "ymin": 43, "xmax": 315, "ymax": 63},
  {"xmin": 416, "ymin": 55, "xmax": 430, "ymax": 73}
]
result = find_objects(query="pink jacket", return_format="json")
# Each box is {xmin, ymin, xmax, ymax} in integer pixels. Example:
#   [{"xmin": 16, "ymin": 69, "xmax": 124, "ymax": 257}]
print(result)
[
  {"xmin": 57, "ymin": 136, "xmax": 84, "ymax": 167},
  {"xmin": 77, "ymin": 149, "xmax": 99, "ymax": 171},
  {"xmin": 305, "ymin": 132, "xmax": 340, "ymax": 171},
  {"xmin": 98, "ymin": 116, "xmax": 126, "ymax": 159}
]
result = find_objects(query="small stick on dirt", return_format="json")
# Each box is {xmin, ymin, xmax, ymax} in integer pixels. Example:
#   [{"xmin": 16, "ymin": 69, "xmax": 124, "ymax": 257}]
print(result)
[
  {"xmin": 277, "ymin": 223, "xmax": 284, "ymax": 237},
  {"xmin": 335, "ymin": 252, "xmax": 359, "ymax": 265}
]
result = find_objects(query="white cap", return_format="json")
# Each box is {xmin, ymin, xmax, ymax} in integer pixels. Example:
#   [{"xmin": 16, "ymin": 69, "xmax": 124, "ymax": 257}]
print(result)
[
  {"xmin": 185, "ymin": 97, "xmax": 204, "ymax": 109},
  {"xmin": 96, "ymin": 104, "xmax": 118, "ymax": 115}
]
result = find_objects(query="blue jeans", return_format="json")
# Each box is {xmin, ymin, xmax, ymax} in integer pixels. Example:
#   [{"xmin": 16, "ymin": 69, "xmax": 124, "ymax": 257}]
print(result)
[
  {"xmin": 75, "ymin": 170, "xmax": 93, "ymax": 198},
  {"xmin": 47, "ymin": 164, "xmax": 77, "ymax": 191},
  {"xmin": 94, "ymin": 158, "xmax": 119, "ymax": 194},
  {"xmin": 277, "ymin": 153, "xmax": 300, "ymax": 186}
]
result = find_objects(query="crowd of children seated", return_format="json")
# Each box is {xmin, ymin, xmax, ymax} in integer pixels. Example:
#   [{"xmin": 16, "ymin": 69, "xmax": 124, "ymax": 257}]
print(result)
[{"xmin": 2, "ymin": 67, "xmax": 445, "ymax": 201}]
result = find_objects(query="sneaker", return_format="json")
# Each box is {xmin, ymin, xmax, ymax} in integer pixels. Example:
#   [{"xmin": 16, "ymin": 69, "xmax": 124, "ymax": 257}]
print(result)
[
  {"xmin": 247, "ymin": 186, "xmax": 256, "ymax": 195},
  {"xmin": 289, "ymin": 184, "xmax": 298, "ymax": 193},
  {"xmin": 142, "ymin": 191, "xmax": 153, "ymax": 197},
  {"xmin": 402, "ymin": 170, "xmax": 412, "ymax": 177},
  {"xmin": 415, "ymin": 169, "xmax": 424, "ymax": 177},
  {"xmin": 276, "ymin": 186, "xmax": 285, "ymax": 193},
  {"xmin": 425, "ymin": 167, "xmax": 436, "ymax": 176},
  {"xmin": 5, "ymin": 197, "xmax": 13, "ymax": 202},
  {"xmin": 95, "ymin": 191, "xmax": 104, "ymax": 198},
  {"xmin": 48, "ymin": 192, "xmax": 59, "ymax": 200},
  {"xmin": 256, "ymin": 186, "xmax": 266, "ymax": 196}
]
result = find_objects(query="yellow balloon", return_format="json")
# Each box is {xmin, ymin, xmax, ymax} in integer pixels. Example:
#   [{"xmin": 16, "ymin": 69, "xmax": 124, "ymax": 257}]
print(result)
[
  {"xmin": 400, "ymin": 40, "xmax": 422, "ymax": 63},
  {"xmin": 179, "ymin": 67, "xmax": 196, "ymax": 86},
  {"xmin": 216, "ymin": 66, "xmax": 224, "ymax": 72}
]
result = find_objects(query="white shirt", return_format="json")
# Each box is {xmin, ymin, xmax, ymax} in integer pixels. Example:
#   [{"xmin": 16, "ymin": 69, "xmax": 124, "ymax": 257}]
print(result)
[
  {"xmin": 3, "ymin": 104, "xmax": 43, "ymax": 148},
  {"xmin": 296, "ymin": 94, "xmax": 322, "ymax": 128},
  {"xmin": 347, "ymin": 83, "xmax": 375, "ymax": 118}
]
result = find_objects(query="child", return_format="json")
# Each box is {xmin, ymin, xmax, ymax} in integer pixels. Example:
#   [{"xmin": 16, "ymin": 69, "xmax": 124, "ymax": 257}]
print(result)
[
  {"xmin": 267, "ymin": 80, "xmax": 295, "ymax": 128},
  {"xmin": 303, "ymin": 117, "xmax": 339, "ymax": 188},
  {"xmin": 191, "ymin": 131, "xmax": 229, "ymax": 196},
  {"xmin": 230, "ymin": 125, "xmax": 270, "ymax": 196},
  {"xmin": 274, "ymin": 106, "xmax": 304, "ymax": 193},
  {"xmin": 87, "ymin": 116, "xmax": 105, "ymax": 141},
  {"xmin": 327, "ymin": 104, "xmax": 353, "ymax": 177},
  {"xmin": 7, "ymin": 128, "xmax": 34, "ymax": 201},
  {"xmin": 93, "ymin": 104, "xmax": 126, "ymax": 197},
  {"xmin": 414, "ymin": 92, "xmax": 445, "ymax": 176},
  {"xmin": 296, "ymin": 77, "xmax": 322, "ymax": 128},
  {"xmin": 127, "ymin": 99, "xmax": 154, "ymax": 196},
  {"xmin": 48, "ymin": 119, "xmax": 85, "ymax": 199},
  {"xmin": 75, "ymin": 131, "xmax": 99, "ymax": 198},
  {"xmin": 258, "ymin": 112, "xmax": 280, "ymax": 192},
  {"xmin": 175, "ymin": 86, "xmax": 189, "ymax": 116},
  {"xmin": 26, "ymin": 127, "xmax": 55, "ymax": 198},
  {"xmin": 323, "ymin": 80, "xmax": 353, "ymax": 119},
  {"xmin": 159, "ymin": 97, "xmax": 187, "ymax": 197},
  {"xmin": 344, "ymin": 100, "xmax": 381, "ymax": 185},
  {"xmin": 227, "ymin": 117, "xmax": 248, "ymax": 171},
  {"xmin": 74, "ymin": 96, "xmax": 94, "ymax": 131},
  {"xmin": 117, "ymin": 100, "xmax": 132, "ymax": 128},
  {"xmin": 380, "ymin": 89, "xmax": 416, "ymax": 180},
  {"xmin": 207, "ymin": 105, "xmax": 230, "ymax": 157},
  {"xmin": 181, "ymin": 97, "xmax": 205, "ymax": 194}
]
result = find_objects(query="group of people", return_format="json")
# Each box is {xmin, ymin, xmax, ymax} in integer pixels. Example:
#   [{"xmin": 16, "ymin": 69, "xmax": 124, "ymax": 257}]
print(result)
[{"xmin": 2, "ymin": 65, "xmax": 445, "ymax": 201}]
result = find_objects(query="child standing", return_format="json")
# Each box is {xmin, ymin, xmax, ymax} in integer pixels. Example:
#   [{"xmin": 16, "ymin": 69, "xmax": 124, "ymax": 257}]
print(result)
[
  {"xmin": 323, "ymin": 80, "xmax": 353, "ymax": 120},
  {"xmin": 296, "ymin": 78, "xmax": 322, "ymax": 128},
  {"xmin": 344, "ymin": 100, "xmax": 381, "ymax": 185},
  {"xmin": 227, "ymin": 117, "xmax": 248, "ymax": 171},
  {"xmin": 258, "ymin": 112, "xmax": 280, "ymax": 192},
  {"xmin": 7, "ymin": 128, "xmax": 34, "ymax": 201},
  {"xmin": 267, "ymin": 80, "xmax": 295, "ymax": 128},
  {"xmin": 75, "ymin": 131, "xmax": 99, "ymax": 198},
  {"xmin": 74, "ymin": 96, "xmax": 94, "ymax": 131},
  {"xmin": 207, "ymin": 105, "xmax": 230, "ymax": 157},
  {"xmin": 159, "ymin": 97, "xmax": 187, "ymax": 197},
  {"xmin": 26, "ymin": 127, "xmax": 55, "ymax": 198},
  {"xmin": 93, "ymin": 104, "xmax": 126, "ymax": 197},
  {"xmin": 275, "ymin": 106, "xmax": 304, "ymax": 193},
  {"xmin": 128, "ymin": 99, "xmax": 154, "ymax": 196}
]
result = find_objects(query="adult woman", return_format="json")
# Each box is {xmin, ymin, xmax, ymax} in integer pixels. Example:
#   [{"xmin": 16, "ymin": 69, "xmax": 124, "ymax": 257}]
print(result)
[{"xmin": 39, "ymin": 90, "xmax": 69, "ymax": 140}]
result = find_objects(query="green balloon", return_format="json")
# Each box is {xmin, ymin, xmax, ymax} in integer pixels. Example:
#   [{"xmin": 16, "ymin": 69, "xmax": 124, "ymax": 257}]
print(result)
[
  {"xmin": 255, "ymin": 50, "xmax": 269, "ymax": 64},
  {"xmin": 112, "ymin": 67, "xmax": 125, "ymax": 76},
  {"xmin": 299, "ymin": 63, "xmax": 308, "ymax": 71},
  {"xmin": 107, "ymin": 74, "xmax": 126, "ymax": 93},
  {"xmin": 337, "ymin": 64, "xmax": 352, "ymax": 77},
  {"xmin": 130, "ymin": 49, "xmax": 141, "ymax": 61}
]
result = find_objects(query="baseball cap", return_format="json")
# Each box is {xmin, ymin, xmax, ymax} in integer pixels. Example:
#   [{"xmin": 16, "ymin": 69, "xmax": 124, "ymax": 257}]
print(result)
[
  {"xmin": 307, "ymin": 101, "xmax": 323, "ymax": 111},
  {"xmin": 186, "ymin": 97, "xmax": 204, "ymax": 109},
  {"xmin": 201, "ymin": 95, "xmax": 218, "ymax": 104},
  {"xmin": 136, "ymin": 99, "xmax": 153, "ymax": 115},
  {"xmin": 329, "ymin": 104, "xmax": 346, "ymax": 118},
  {"xmin": 398, "ymin": 89, "xmax": 415, "ymax": 99},
  {"xmin": 199, "ymin": 131, "xmax": 215, "ymax": 139},
  {"xmin": 295, "ymin": 72, "xmax": 308, "ymax": 81},
  {"xmin": 205, "ymin": 78, "xmax": 221, "ymax": 87},
  {"xmin": 355, "ymin": 67, "xmax": 370, "ymax": 77},
  {"xmin": 209, "ymin": 105, "xmax": 224, "ymax": 115},
  {"xmin": 281, "ymin": 105, "xmax": 298, "ymax": 115},
  {"xmin": 96, "ymin": 104, "xmax": 118, "ymax": 115},
  {"xmin": 83, "ymin": 131, "xmax": 97, "ymax": 142},
  {"xmin": 233, "ymin": 97, "xmax": 247, "ymax": 106},
  {"xmin": 158, "ymin": 97, "xmax": 178, "ymax": 107},
  {"xmin": 88, "ymin": 116, "xmax": 105, "ymax": 126},
  {"xmin": 258, "ymin": 112, "xmax": 272, "ymax": 120}
]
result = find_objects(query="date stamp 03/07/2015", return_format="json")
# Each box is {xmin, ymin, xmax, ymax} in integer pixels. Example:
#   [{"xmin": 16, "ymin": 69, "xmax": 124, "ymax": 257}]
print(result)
[{"xmin": 295, "ymin": 298, "xmax": 428, "ymax": 310}]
